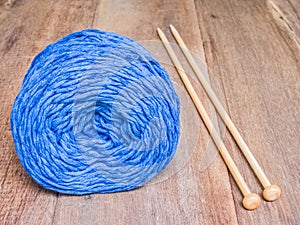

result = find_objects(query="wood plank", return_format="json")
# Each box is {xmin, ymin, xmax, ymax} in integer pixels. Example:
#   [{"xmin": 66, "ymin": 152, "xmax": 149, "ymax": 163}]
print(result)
[
  {"xmin": 0, "ymin": 1, "xmax": 97, "ymax": 224},
  {"xmin": 54, "ymin": 0, "xmax": 238, "ymax": 225},
  {"xmin": 195, "ymin": 0, "xmax": 299, "ymax": 224},
  {"xmin": 267, "ymin": 0, "xmax": 300, "ymax": 60},
  {"xmin": 1, "ymin": 0, "xmax": 298, "ymax": 224}
]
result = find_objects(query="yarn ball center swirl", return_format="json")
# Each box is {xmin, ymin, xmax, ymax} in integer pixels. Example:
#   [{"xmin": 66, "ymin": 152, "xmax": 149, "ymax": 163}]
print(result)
[{"xmin": 10, "ymin": 29, "xmax": 180, "ymax": 195}]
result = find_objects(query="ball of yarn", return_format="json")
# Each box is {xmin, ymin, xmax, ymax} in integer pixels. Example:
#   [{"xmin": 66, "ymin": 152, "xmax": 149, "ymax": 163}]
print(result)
[{"xmin": 10, "ymin": 29, "xmax": 180, "ymax": 195}]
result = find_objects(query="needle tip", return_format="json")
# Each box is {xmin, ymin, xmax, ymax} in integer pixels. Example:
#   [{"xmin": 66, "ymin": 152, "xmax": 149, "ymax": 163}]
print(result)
[
  {"xmin": 169, "ymin": 24, "xmax": 176, "ymax": 32},
  {"xmin": 157, "ymin": 27, "xmax": 166, "ymax": 40}
]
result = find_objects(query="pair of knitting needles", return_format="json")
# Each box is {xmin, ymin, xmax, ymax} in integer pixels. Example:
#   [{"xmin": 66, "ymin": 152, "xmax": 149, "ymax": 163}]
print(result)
[{"xmin": 157, "ymin": 25, "xmax": 281, "ymax": 210}]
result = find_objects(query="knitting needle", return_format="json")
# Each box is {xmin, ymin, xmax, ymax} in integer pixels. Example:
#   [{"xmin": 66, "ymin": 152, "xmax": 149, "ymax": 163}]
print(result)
[
  {"xmin": 169, "ymin": 24, "xmax": 281, "ymax": 202},
  {"xmin": 157, "ymin": 27, "xmax": 261, "ymax": 210}
]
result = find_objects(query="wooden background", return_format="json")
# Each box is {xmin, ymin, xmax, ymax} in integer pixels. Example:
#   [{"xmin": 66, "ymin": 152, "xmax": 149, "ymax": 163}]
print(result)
[{"xmin": 0, "ymin": 0, "xmax": 299, "ymax": 224}]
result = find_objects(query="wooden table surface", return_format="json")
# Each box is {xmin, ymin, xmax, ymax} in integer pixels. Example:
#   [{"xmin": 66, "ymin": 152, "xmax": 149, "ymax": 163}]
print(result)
[{"xmin": 0, "ymin": 0, "xmax": 299, "ymax": 224}]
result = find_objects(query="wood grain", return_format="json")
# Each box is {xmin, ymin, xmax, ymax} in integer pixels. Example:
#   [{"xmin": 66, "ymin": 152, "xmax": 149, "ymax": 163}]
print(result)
[
  {"xmin": 195, "ymin": 0, "xmax": 299, "ymax": 224},
  {"xmin": 266, "ymin": 0, "xmax": 300, "ymax": 65},
  {"xmin": 0, "ymin": 1, "xmax": 97, "ymax": 224},
  {"xmin": 0, "ymin": 0, "xmax": 299, "ymax": 224}
]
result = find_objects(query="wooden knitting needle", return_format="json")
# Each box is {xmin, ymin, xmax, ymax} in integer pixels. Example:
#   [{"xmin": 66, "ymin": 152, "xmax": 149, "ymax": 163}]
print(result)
[
  {"xmin": 169, "ymin": 24, "xmax": 281, "ymax": 202},
  {"xmin": 157, "ymin": 27, "xmax": 261, "ymax": 210}
]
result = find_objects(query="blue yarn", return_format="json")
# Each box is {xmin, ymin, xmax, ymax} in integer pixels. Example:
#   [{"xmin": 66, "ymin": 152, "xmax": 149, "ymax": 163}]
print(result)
[{"xmin": 10, "ymin": 29, "xmax": 180, "ymax": 195}]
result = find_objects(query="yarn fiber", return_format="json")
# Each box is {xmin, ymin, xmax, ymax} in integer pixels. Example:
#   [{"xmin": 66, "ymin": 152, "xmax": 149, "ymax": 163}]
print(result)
[{"xmin": 10, "ymin": 29, "xmax": 180, "ymax": 195}]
